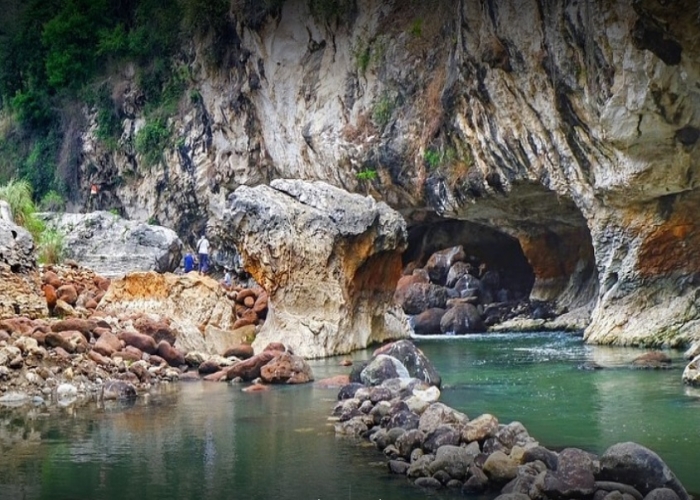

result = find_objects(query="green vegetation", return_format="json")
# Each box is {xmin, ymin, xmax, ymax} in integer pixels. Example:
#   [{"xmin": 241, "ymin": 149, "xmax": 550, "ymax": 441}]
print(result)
[
  {"xmin": 39, "ymin": 190, "xmax": 66, "ymax": 212},
  {"xmin": 0, "ymin": 0, "xmax": 241, "ymax": 202},
  {"xmin": 356, "ymin": 168, "xmax": 378, "ymax": 181},
  {"xmin": 135, "ymin": 118, "xmax": 171, "ymax": 168},
  {"xmin": 409, "ymin": 18, "xmax": 423, "ymax": 37},
  {"xmin": 37, "ymin": 228, "xmax": 65, "ymax": 265},
  {"xmin": 0, "ymin": 179, "xmax": 45, "ymax": 239},
  {"xmin": 372, "ymin": 93, "xmax": 396, "ymax": 128}
]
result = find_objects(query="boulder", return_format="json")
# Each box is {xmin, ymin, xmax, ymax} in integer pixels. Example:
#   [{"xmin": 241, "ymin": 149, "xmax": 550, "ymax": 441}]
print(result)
[
  {"xmin": 410, "ymin": 308, "xmax": 446, "ymax": 335},
  {"xmin": 396, "ymin": 283, "xmax": 449, "ymax": 315},
  {"xmin": 225, "ymin": 351, "xmax": 275, "ymax": 381},
  {"xmin": 540, "ymin": 448, "xmax": 597, "ymax": 498},
  {"xmin": 219, "ymin": 179, "xmax": 410, "ymax": 358},
  {"xmin": 101, "ymin": 380, "xmax": 137, "ymax": 400},
  {"xmin": 40, "ymin": 211, "xmax": 183, "ymax": 277},
  {"xmin": 133, "ymin": 315, "xmax": 176, "ymax": 345},
  {"xmin": 483, "ymin": 450, "xmax": 519, "ymax": 484},
  {"xmin": 156, "ymin": 340, "xmax": 185, "ymax": 367},
  {"xmin": 419, "ymin": 402, "xmax": 469, "ymax": 435},
  {"xmin": 631, "ymin": 352, "xmax": 673, "ymax": 369},
  {"xmin": 598, "ymin": 442, "xmax": 690, "ymax": 500},
  {"xmin": 462, "ymin": 413, "xmax": 499, "ymax": 443},
  {"xmin": 374, "ymin": 340, "xmax": 442, "ymax": 387},
  {"xmin": 0, "ymin": 218, "xmax": 48, "ymax": 320},
  {"xmin": 224, "ymin": 343, "xmax": 254, "ymax": 360},
  {"xmin": 118, "ymin": 331, "xmax": 157, "ymax": 354},
  {"xmin": 425, "ymin": 246, "xmax": 467, "ymax": 285},
  {"xmin": 260, "ymin": 351, "xmax": 314, "ymax": 384},
  {"xmin": 360, "ymin": 355, "xmax": 410, "ymax": 386},
  {"xmin": 93, "ymin": 331, "xmax": 122, "ymax": 357},
  {"xmin": 682, "ymin": 355, "xmax": 700, "ymax": 386},
  {"xmin": 423, "ymin": 425, "xmax": 462, "ymax": 453},
  {"xmin": 440, "ymin": 303, "xmax": 485, "ymax": 334}
]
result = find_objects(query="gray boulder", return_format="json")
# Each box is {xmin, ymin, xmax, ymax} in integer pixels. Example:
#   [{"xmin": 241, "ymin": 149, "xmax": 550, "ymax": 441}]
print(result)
[
  {"xmin": 440, "ymin": 303, "xmax": 485, "ymax": 334},
  {"xmin": 360, "ymin": 354, "xmax": 410, "ymax": 386},
  {"xmin": 598, "ymin": 442, "xmax": 690, "ymax": 500},
  {"xmin": 373, "ymin": 340, "xmax": 442, "ymax": 387},
  {"xmin": 41, "ymin": 211, "xmax": 183, "ymax": 277}
]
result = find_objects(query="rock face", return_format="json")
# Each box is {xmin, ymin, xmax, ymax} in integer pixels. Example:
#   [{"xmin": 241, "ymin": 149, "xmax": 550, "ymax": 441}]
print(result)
[
  {"xmin": 41, "ymin": 211, "xmax": 182, "ymax": 278},
  {"xmin": 218, "ymin": 179, "xmax": 411, "ymax": 358},
  {"xmin": 97, "ymin": 271, "xmax": 242, "ymax": 354},
  {"xmin": 0, "ymin": 218, "xmax": 48, "ymax": 320},
  {"xmin": 70, "ymin": 0, "xmax": 700, "ymax": 347}
]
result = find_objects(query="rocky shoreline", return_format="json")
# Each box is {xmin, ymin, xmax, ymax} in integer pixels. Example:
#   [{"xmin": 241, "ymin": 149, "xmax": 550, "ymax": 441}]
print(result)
[{"xmin": 332, "ymin": 340, "xmax": 692, "ymax": 500}]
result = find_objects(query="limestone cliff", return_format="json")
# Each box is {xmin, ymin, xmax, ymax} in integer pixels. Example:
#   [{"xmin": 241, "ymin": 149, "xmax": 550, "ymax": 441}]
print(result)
[{"xmin": 78, "ymin": 0, "xmax": 700, "ymax": 347}]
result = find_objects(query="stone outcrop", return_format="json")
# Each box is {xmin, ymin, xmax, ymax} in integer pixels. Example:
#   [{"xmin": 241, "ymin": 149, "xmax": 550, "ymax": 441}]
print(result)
[
  {"xmin": 41, "ymin": 211, "xmax": 183, "ymax": 278},
  {"xmin": 0, "ymin": 218, "xmax": 48, "ymax": 320},
  {"xmin": 67, "ymin": 0, "xmax": 700, "ymax": 347},
  {"xmin": 217, "ymin": 179, "xmax": 411, "ymax": 358},
  {"xmin": 97, "ymin": 271, "xmax": 243, "ymax": 354}
]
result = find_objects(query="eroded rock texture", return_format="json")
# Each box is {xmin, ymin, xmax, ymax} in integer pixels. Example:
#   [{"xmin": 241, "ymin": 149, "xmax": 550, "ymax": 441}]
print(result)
[
  {"xmin": 77, "ymin": 0, "xmax": 700, "ymax": 346},
  {"xmin": 0, "ymin": 216, "xmax": 48, "ymax": 320},
  {"xmin": 219, "ymin": 179, "xmax": 410, "ymax": 358},
  {"xmin": 42, "ymin": 212, "xmax": 183, "ymax": 278},
  {"xmin": 98, "ymin": 272, "xmax": 241, "ymax": 354}
]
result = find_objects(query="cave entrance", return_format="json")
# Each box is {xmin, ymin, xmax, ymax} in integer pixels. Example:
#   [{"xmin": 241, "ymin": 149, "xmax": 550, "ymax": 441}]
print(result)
[{"xmin": 400, "ymin": 182, "xmax": 598, "ymax": 331}]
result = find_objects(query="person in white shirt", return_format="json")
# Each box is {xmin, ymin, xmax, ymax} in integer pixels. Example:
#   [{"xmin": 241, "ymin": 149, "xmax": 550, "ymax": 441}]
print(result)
[{"xmin": 197, "ymin": 234, "xmax": 210, "ymax": 274}]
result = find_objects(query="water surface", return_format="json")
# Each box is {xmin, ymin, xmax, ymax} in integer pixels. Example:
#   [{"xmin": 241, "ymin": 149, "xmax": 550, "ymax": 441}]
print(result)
[{"xmin": 1, "ymin": 332, "xmax": 699, "ymax": 500}]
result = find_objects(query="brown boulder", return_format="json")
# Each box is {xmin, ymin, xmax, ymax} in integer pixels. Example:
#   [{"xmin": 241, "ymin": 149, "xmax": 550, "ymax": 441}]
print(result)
[
  {"xmin": 133, "ymin": 315, "xmax": 176, "ymax": 345},
  {"xmin": 52, "ymin": 318, "xmax": 96, "ymax": 340},
  {"xmin": 232, "ymin": 315, "xmax": 257, "ymax": 330},
  {"xmin": 263, "ymin": 342, "xmax": 288, "ymax": 353},
  {"xmin": 243, "ymin": 296, "xmax": 255, "ymax": 308},
  {"xmin": 260, "ymin": 352, "xmax": 314, "ymax": 384},
  {"xmin": 118, "ymin": 330, "xmax": 158, "ymax": 354},
  {"xmin": 225, "ymin": 351, "xmax": 275, "ymax": 381},
  {"xmin": 242, "ymin": 383, "xmax": 270, "ymax": 392},
  {"xmin": 0, "ymin": 317, "xmax": 36, "ymax": 335},
  {"xmin": 45, "ymin": 331, "xmax": 88, "ymax": 354},
  {"xmin": 314, "ymin": 374, "xmax": 350, "ymax": 388},
  {"xmin": 223, "ymin": 344, "xmax": 254, "ymax": 360},
  {"xmin": 85, "ymin": 298, "xmax": 98, "ymax": 309},
  {"xmin": 203, "ymin": 370, "xmax": 227, "ymax": 382},
  {"xmin": 92, "ymin": 326, "xmax": 111, "ymax": 339},
  {"xmin": 237, "ymin": 288, "xmax": 257, "ymax": 304},
  {"xmin": 95, "ymin": 277, "xmax": 111, "ymax": 292},
  {"xmin": 198, "ymin": 359, "xmax": 224, "ymax": 375},
  {"xmin": 42, "ymin": 270, "xmax": 62, "ymax": 288},
  {"xmin": 43, "ymin": 284, "xmax": 58, "ymax": 309},
  {"xmin": 93, "ymin": 331, "xmax": 122, "ymax": 357},
  {"xmin": 56, "ymin": 284, "xmax": 78, "ymax": 305},
  {"xmin": 253, "ymin": 292, "xmax": 268, "ymax": 315},
  {"xmin": 0, "ymin": 330, "xmax": 9, "ymax": 342},
  {"xmin": 88, "ymin": 349, "xmax": 112, "ymax": 366},
  {"xmin": 111, "ymin": 350, "xmax": 142, "ymax": 363},
  {"xmin": 156, "ymin": 340, "xmax": 185, "ymax": 367},
  {"xmin": 632, "ymin": 351, "xmax": 673, "ymax": 369}
]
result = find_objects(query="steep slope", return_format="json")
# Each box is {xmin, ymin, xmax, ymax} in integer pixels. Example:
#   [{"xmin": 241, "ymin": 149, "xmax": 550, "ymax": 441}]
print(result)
[{"xmin": 78, "ymin": 0, "xmax": 700, "ymax": 346}]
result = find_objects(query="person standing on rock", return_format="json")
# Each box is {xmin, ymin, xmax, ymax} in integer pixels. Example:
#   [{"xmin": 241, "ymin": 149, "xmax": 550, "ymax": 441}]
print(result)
[{"xmin": 197, "ymin": 234, "xmax": 210, "ymax": 274}]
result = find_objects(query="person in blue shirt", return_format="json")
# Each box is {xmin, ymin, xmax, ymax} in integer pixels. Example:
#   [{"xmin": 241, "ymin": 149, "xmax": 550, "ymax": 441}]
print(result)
[{"xmin": 183, "ymin": 252, "xmax": 195, "ymax": 273}]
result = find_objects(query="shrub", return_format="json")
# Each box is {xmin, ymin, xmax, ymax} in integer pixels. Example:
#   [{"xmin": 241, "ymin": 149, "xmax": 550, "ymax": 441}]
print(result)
[
  {"xmin": 39, "ymin": 190, "xmax": 66, "ymax": 212},
  {"xmin": 37, "ymin": 228, "xmax": 64, "ymax": 265},
  {"xmin": 135, "ymin": 118, "xmax": 170, "ymax": 167},
  {"xmin": 356, "ymin": 168, "xmax": 377, "ymax": 181},
  {"xmin": 0, "ymin": 178, "xmax": 45, "ymax": 240},
  {"xmin": 372, "ymin": 93, "xmax": 395, "ymax": 128}
]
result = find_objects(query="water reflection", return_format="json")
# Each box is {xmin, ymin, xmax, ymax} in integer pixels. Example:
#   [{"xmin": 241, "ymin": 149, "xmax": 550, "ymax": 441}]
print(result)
[{"xmin": 1, "ymin": 334, "xmax": 699, "ymax": 499}]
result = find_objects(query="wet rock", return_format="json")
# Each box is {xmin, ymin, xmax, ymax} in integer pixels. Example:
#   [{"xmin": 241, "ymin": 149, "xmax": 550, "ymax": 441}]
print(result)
[
  {"xmin": 462, "ymin": 413, "xmax": 499, "ymax": 443},
  {"xmin": 102, "ymin": 380, "xmax": 137, "ymax": 400},
  {"xmin": 495, "ymin": 421, "xmax": 536, "ymax": 451},
  {"xmin": 502, "ymin": 460, "xmax": 547, "ymax": 496},
  {"xmin": 631, "ymin": 352, "xmax": 672, "ymax": 369},
  {"xmin": 388, "ymin": 460, "xmax": 410, "ymax": 475},
  {"xmin": 397, "ymin": 283, "xmax": 449, "ymax": 315},
  {"xmin": 373, "ymin": 340, "xmax": 442, "ymax": 387},
  {"xmin": 260, "ymin": 351, "xmax": 314, "ymax": 384},
  {"xmin": 594, "ymin": 481, "xmax": 644, "ymax": 500},
  {"xmin": 440, "ymin": 303, "xmax": 485, "ymax": 334},
  {"xmin": 462, "ymin": 463, "xmax": 489, "ymax": 494},
  {"xmin": 407, "ymin": 453, "xmax": 435, "ymax": 479},
  {"xmin": 156, "ymin": 340, "xmax": 185, "ymax": 367},
  {"xmin": 225, "ymin": 351, "xmax": 275, "ymax": 381},
  {"xmin": 523, "ymin": 446, "xmax": 559, "ymax": 471},
  {"xmin": 598, "ymin": 442, "xmax": 690, "ymax": 500},
  {"xmin": 425, "ymin": 246, "xmax": 466, "ymax": 285},
  {"xmin": 410, "ymin": 308, "xmax": 446, "ymax": 335},
  {"xmin": 414, "ymin": 476, "xmax": 442, "ymax": 489},
  {"xmin": 484, "ymin": 450, "xmax": 519, "ymax": 484},
  {"xmin": 419, "ymin": 402, "xmax": 469, "ymax": 435},
  {"xmin": 386, "ymin": 410, "xmax": 420, "ymax": 431},
  {"xmin": 683, "ymin": 341, "xmax": 700, "ymax": 360},
  {"xmin": 682, "ymin": 355, "xmax": 700, "ymax": 386},
  {"xmin": 395, "ymin": 429, "xmax": 425, "ymax": 458},
  {"xmin": 360, "ymin": 354, "xmax": 410, "ymax": 386},
  {"xmin": 223, "ymin": 344, "xmax": 254, "ymax": 360},
  {"xmin": 185, "ymin": 351, "xmax": 208, "ymax": 367},
  {"xmin": 334, "ymin": 417, "xmax": 368, "ymax": 437},
  {"xmin": 429, "ymin": 444, "xmax": 478, "ymax": 480},
  {"xmin": 118, "ymin": 331, "xmax": 157, "ymax": 354},
  {"xmin": 643, "ymin": 489, "xmax": 680, "ymax": 500},
  {"xmin": 541, "ymin": 448, "xmax": 597, "ymax": 498},
  {"xmin": 338, "ymin": 383, "xmax": 365, "ymax": 400}
]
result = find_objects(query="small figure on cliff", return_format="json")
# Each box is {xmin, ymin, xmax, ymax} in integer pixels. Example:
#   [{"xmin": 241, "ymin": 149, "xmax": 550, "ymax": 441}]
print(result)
[
  {"xmin": 197, "ymin": 234, "xmax": 210, "ymax": 274},
  {"xmin": 221, "ymin": 267, "xmax": 232, "ymax": 289},
  {"xmin": 183, "ymin": 252, "xmax": 195, "ymax": 273}
]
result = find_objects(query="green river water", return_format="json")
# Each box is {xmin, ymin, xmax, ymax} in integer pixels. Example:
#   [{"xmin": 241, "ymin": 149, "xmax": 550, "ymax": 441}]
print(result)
[{"xmin": 1, "ymin": 332, "xmax": 699, "ymax": 500}]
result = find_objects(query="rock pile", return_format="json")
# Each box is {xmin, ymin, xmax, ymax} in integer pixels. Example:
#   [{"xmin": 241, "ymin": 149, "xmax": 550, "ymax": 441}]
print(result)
[
  {"xmin": 40, "ymin": 262, "xmax": 111, "ymax": 317},
  {"xmin": 332, "ymin": 341, "xmax": 691, "ymax": 500},
  {"xmin": 396, "ymin": 245, "xmax": 550, "ymax": 335}
]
